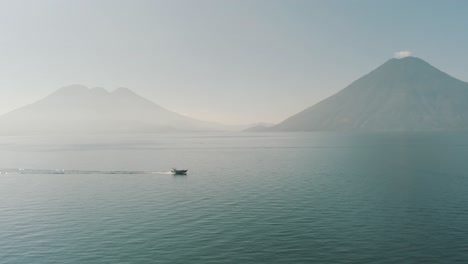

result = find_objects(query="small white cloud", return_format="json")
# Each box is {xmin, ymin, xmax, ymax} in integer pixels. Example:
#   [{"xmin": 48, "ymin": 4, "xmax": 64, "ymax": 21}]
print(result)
[{"xmin": 394, "ymin": 50, "xmax": 412, "ymax": 59}]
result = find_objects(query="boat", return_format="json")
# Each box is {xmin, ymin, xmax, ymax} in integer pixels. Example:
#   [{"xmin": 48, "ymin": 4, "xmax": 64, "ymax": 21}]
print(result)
[{"xmin": 172, "ymin": 168, "xmax": 188, "ymax": 175}]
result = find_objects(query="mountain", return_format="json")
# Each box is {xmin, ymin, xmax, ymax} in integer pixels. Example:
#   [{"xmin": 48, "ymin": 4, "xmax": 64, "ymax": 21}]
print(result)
[
  {"xmin": 243, "ymin": 123, "xmax": 275, "ymax": 132},
  {"xmin": 248, "ymin": 122, "xmax": 275, "ymax": 128},
  {"xmin": 0, "ymin": 85, "xmax": 230, "ymax": 135},
  {"xmin": 269, "ymin": 57, "xmax": 468, "ymax": 131}
]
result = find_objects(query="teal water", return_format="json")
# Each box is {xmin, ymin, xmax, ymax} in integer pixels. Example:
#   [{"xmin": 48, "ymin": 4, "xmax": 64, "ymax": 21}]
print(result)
[{"xmin": 1, "ymin": 132, "xmax": 468, "ymax": 263}]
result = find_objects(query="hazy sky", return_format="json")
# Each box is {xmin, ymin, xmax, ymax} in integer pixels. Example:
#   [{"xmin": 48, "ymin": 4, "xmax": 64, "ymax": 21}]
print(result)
[{"xmin": 1, "ymin": 0, "xmax": 467, "ymax": 125}]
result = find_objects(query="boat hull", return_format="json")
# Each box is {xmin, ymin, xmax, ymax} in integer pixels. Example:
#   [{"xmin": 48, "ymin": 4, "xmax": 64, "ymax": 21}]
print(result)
[{"xmin": 172, "ymin": 169, "xmax": 188, "ymax": 175}]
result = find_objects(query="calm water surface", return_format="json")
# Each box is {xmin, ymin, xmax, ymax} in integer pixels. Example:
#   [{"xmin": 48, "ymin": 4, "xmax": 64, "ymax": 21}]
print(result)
[{"xmin": 1, "ymin": 132, "xmax": 468, "ymax": 263}]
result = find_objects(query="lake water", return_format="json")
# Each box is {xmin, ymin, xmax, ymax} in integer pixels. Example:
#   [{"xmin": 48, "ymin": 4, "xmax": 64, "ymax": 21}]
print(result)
[{"xmin": 1, "ymin": 132, "xmax": 468, "ymax": 263}]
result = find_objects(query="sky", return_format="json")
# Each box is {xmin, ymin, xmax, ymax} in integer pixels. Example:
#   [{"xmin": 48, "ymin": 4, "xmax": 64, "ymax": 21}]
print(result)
[{"xmin": 0, "ymin": 0, "xmax": 467, "ymax": 125}]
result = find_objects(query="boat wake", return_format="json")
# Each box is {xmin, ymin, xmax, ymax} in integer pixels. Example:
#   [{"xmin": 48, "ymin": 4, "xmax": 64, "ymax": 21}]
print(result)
[{"xmin": 0, "ymin": 168, "xmax": 173, "ymax": 175}]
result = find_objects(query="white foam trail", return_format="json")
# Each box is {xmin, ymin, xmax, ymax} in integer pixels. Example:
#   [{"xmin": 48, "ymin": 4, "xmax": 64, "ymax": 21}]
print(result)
[{"xmin": 0, "ymin": 168, "xmax": 172, "ymax": 175}]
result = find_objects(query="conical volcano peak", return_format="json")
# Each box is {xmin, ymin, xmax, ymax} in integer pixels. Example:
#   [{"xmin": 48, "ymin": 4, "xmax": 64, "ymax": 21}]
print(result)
[
  {"xmin": 391, "ymin": 56, "xmax": 433, "ymax": 67},
  {"xmin": 112, "ymin": 87, "xmax": 137, "ymax": 96},
  {"xmin": 369, "ymin": 56, "xmax": 446, "ymax": 81},
  {"xmin": 269, "ymin": 56, "xmax": 468, "ymax": 132},
  {"xmin": 52, "ymin": 84, "xmax": 89, "ymax": 96},
  {"xmin": 381, "ymin": 56, "xmax": 434, "ymax": 69},
  {"xmin": 394, "ymin": 56, "xmax": 421, "ymax": 61},
  {"xmin": 50, "ymin": 85, "xmax": 113, "ymax": 98}
]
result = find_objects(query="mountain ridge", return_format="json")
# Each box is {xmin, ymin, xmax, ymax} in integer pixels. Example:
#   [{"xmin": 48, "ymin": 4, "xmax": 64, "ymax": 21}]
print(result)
[
  {"xmin": 266, "ymin": 57, "xmax": 468, "ymax": 131},
  {"xmin": 0, "ymin": 85, "xmax": 232, "ymax": 135}
]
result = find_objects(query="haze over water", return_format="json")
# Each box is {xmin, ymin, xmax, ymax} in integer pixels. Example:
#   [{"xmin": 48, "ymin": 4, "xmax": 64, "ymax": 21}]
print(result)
[{"xmin": 1, "ymin": 132, "xmax": 468, "ymax": 263}]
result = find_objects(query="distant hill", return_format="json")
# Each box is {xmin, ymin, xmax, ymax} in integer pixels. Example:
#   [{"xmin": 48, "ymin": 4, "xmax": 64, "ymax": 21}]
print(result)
[
  {"xmin": 0, "ymin": 85, "xmax": 231, "ymax": 135},
  {"xmin": 268, "ymin": 57, "xmax": 468, "ymax": 131},
  {"xmin": 243, "ymin": 123, "xmax": 275, "ymax": 132}
]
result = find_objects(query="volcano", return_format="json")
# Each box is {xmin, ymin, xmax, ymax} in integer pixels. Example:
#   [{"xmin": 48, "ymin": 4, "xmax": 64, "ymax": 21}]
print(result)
[
  {"xmin": 0, "ymin": 85, "xmax": 226, "ymax": 134},
  {"xmin": 269, "ymin": 57, "xmax": 468, "ymax": 131}
]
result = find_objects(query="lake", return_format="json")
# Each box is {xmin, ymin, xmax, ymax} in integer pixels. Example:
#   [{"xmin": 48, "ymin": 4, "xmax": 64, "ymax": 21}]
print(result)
[{"xmin": 1, "ymin": 132, "xmax": 468, "ymax": 263}]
